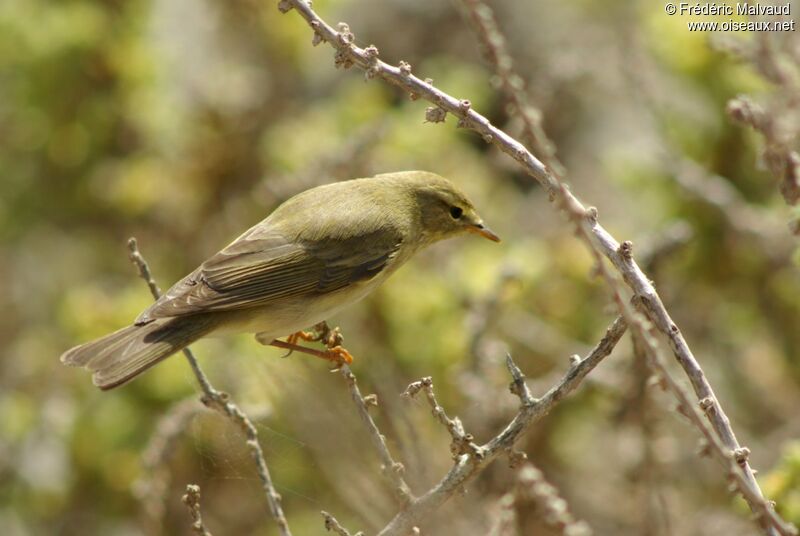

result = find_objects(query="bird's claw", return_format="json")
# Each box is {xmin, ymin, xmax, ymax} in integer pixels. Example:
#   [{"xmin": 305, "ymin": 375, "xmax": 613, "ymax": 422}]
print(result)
[
  {"xmin": 307, "ymin": 321, "xmax": 344, "ymax": 348},
  {"xmin": 281, "ymin": 329, "xmax": 319, "ymax": 358},
  {"xmin": 325, "ymin": 345, "xmax": 354, "ymax": 369}
]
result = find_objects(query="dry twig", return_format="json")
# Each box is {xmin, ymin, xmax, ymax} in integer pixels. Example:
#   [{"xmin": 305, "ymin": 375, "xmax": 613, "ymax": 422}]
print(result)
[
  {"xmin": 509, "ymin": 462, "xmax": 592, "ymax": 536},
  {"xmin": 610, "ymin": 228, "xmax": 691, "ymax": 535},
  {"xmin": 135, "ymin": 398, "xmax": 201, "ymax": 533},
  {"xmin": 377, "ymin": 318, "xmax": 626, "ymax": 535},
  {"xmin": 458, "ymin": 0, "xmax": 564, "ymax": 177},
  {"xmin": 727, "ymin": 94, "xmax": 800, "ymax": 209},
  {"xmin": 182, "ymin": 484, "xmax": 214, "ymax": 536},
  {"xmin": 487, "ymin": 492, "xmax": 518, "ymax": 536},
  {"xmin": 127, "ymin": 238, "xmax": 292, "ymax": 536},
  {"xmin": 403, "ymin": 377, "xmax": 484, "ymax": 459},
  {"xmin": 340, "ymin": 364, "xmax": 414, "ymax": 504},
  {"xmin": 715, "ymin": 30, "xmax": 800, "ymax": 213},
  {"xmin": 322, "ymin": 510, "xmax": 365, "ymax": 536},
  {"xmin": 557, "ymin": 187, "xmax": 796, "ymax": 536}
]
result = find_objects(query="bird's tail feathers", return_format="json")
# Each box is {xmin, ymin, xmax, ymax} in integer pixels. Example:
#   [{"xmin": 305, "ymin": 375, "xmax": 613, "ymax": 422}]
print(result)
[{"xmin": 60, "ymin": 315, "xmax": 218, "ymax": 390}]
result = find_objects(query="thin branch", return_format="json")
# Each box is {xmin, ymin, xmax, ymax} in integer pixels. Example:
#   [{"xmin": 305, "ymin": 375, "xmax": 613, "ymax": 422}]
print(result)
[
  {"xmin": 557, "ymin": 186, "xmax": 797, "ymax": 536},
  {"xmin": 378, "ymin": 318, "xmax": 627, "ymax": 536},
  {"xmin": 340, "ymin": 365, "xmax": 414, "ymax": 504},
  {"xmin": 457, "ymin": 0, "xmax": 564, "ymax": 178},
  {"xmin": 402, "ymin": 377, "xmax": 484, "ymax": 459},
  {"xmin": 718, "ymin": 29, "xmax": 800, "ymax": 211},
  {"xmin": 127, "ymin": 238, "xmax": 214, "ymax": 395},
  {"xmin": 487, "ymin": 492, "xmax": 518, "ymax": 536},
  {"xmin": 622, "ymin": 26, "xmax": 798, "ymax": 239},
  {"xmin": 135, "ymin": 398, "xmax": 201, "ymax": 533},
  {"xmin": 629, "ymin": 330, "xmax": 672, "ymax": 536},
  {"xmin": 182, "ymin": 484, "xmax": 214, "ymax": 536},
  {"xmin": 403, "ymin": 374, "xmax": 592, "ymax": 536},
  {"xmin": 727, "ymin": 94, "xmax": 800, "ymax": 208},
  {"xmin": 512, "ymin": 462, "xmax": 592, "ymax": 536},
  {"xmin": 127, "ymin": 238, "xmax": 293, "ymax": 536},
  {"xmin": 274, "ymin": 4, "xmax": 792, "ymax": 533},
  {"xmin": 505, "ymin": 353, "xmax": 535, "ymax": 407},
  {"xmin": 617, "ymin": 228, "xmax": 686, "ymax": 535},
  {"xmin": 200, "ymin": 394, "xmax": 292, "ymax": 534},
  {"xmin": 321, "ymin": 511, "xmax": 365, "ymax": 536}
]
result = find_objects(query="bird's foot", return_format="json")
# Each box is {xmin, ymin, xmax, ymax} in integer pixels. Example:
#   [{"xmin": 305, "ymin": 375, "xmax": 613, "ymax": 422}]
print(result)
[
  {"xmin": 315, "ymin": 323, "xmax": 352, "ymax": 369},
  {"xmin": 325, "ymin": 345, "xmax": 354, "ymax": 368},
  {"xmin": 262, "ymin": 321, "xmax": 354, "ymax": 368},
  {"xmin": 313, "ymin": 321, "xmax": 344, "ymax": 349},
  {"xmin": 280, "ymin": 329, "xmax": 320, "ymax": 358}
]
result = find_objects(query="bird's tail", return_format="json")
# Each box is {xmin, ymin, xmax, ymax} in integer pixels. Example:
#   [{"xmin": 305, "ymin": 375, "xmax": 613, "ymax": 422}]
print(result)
[{"xmin": 60, "ymin": 315, "xmax": 219, "ymax": 390}]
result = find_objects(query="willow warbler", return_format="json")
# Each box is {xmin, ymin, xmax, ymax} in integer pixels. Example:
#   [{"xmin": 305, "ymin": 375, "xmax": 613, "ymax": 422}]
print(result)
[{"xmin": 61, "ymin": 171, "xmax": 500, "ymax": 389}]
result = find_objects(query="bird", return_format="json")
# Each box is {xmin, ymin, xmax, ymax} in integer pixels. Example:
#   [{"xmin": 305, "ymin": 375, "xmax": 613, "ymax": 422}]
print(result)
[{"xmin": 61, "ymin": 170, "xmax": 500, "ymax": 390}]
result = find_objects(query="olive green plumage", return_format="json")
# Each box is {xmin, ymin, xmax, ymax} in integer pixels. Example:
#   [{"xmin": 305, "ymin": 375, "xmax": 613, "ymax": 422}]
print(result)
[{"xmin": 61, "ymin": 170, "xmax": 499, "ymax": 389}]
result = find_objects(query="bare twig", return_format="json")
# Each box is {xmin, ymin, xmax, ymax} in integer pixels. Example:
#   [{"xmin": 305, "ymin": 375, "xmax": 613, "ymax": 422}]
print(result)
[
  {"xmin": 614, "ymin": 230, "xmax": 685, "ymax": 535},
  {"xmin": 457, "ymin": 0, "xmax": 564, "ymax": 178},
  {"xmin": 298, "ymin": 321, "xmax": 414, "ymax": 503},
  {"xmin": 623, "ymin": 27, "xmax": 798, "ymax": 241},
  {"xmin": 200, "ymin": 395, "xmax": 293, "ymax": 534},
  {"xmin": 715, "ymin": 30, "xmax": 800, "ymax": 212},
  {"xmin": 630, "ymin": 332, "xmax": 672, "ymax": 536},
  {"xmin": 322, "ymin": 511, "xmax": 365, "ymax": 536},
  {"xmin": 511, "ymin": 462, "xmax": 592, "ymax": 536},
  {"xmin": 624, "ymin": 224, "xmax": 691, "ymax": 534},
  {"xmin": 728, "ymin": 95, "xmax": 800, "ymax": 208},
  {"xmin": 127, "ymin": 237, "xmax": 293, "ymax": 536},
  {"xmin": 340, "ymin": 365, "xmax": 414, "ymax": 504},
  {"xmin": 136, "ymin": 400, "xmax": 274, "ymax": 534},
  {"xmin": 557, "ymin": 187, "xmax": 796, "ymax": 536},
  {"xmin": 275, "ymin": 3, "xmax": 792, "ymax": 533},
  {"xmin": 135, "ymin": 398, "xmax": 201, "ymax": 534},
  {"xmin": 487, "ymin": 492, "xmax": 518, "ymax": 536},
  {"xmin": 504, "ymin": 353, "xmax": 535, "ymax": 407},
  {"xmin": 127, "ymin": 238, "xmax": 214, "ymax": 395},
  {"xmin": 182, "ymin": 484, "xmax": 214, "ymax": 536},
  {"xmin": 378, "ymin": 318, "xmax": 626, "ymax": 535},
  {"xmin": 403, "ymin": 377, "xmax": 484, "ymax": 459}
]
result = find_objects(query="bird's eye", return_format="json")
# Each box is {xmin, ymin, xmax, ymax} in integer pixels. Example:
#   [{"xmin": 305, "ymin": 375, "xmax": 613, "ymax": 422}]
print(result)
[{"xmin": 449, "ymin": 206, "xmax": 463, "ymax": 219}]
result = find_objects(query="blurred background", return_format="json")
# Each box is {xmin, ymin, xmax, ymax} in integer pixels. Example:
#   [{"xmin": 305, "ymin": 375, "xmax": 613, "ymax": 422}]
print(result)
[{"xmin": 1, "ymin": 0, "xmax": 799, "ymax": 534}]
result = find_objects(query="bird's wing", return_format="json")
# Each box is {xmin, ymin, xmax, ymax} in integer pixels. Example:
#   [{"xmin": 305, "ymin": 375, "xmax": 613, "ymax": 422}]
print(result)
[{"xmin": 136, "ymin": 226, "xmax": 403, "ymax": 323}]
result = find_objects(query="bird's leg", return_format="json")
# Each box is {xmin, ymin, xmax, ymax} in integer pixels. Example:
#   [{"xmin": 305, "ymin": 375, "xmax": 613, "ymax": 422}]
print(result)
[
  {"xmin": 324, "ymin": 345, "xmax": 355, "ymax": 367},
  {"xmin": 267, "ymin": 339, "xmax": 352, "ymax": 365},
  {"xmin": 272, "ymin": 321, "xmax": 334, "ymax": 357},
  {"xmin": 256, "ymin": 321, "xmax": 355, "ymax": 367},
  {"xmin": 279, "ymin": 329, "xmax": 320, "ymax": 358}
]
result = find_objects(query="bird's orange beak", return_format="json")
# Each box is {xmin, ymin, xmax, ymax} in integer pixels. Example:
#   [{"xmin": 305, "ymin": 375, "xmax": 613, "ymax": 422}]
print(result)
[{"xmin": 467, "ymin": 223, "xmax": 501, "ymax": 242}]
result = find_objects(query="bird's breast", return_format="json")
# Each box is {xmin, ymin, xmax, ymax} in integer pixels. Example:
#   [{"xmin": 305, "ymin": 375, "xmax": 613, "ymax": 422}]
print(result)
[{"xmin": 209, "ymin": 276, "xmax": 387, "ymax": 340}]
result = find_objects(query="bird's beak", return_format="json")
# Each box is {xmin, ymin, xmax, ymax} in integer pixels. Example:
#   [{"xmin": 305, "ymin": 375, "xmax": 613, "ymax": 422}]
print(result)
[{"xmin": 467, "ymin": 222, "xmax": 501, "ymax": 242}]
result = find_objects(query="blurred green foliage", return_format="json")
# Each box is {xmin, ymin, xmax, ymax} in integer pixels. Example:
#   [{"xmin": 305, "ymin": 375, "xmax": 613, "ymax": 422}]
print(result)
[
  {"xmin": 765, "ymin": 442, "xmax": 800, "ymax": 524},
  {"xmin": 1, "ymin": 0, "xmax": 799, "ymax": 535}
]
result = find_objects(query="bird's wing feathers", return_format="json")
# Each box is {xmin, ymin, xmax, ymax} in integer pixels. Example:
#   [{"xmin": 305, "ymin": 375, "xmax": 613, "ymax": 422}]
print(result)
[{"xmin": 136, "ymin": 225, "xmax": 403, "ymax": 322}]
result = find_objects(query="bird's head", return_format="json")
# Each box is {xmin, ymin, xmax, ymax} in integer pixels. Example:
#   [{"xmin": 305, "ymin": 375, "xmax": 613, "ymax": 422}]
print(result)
[{"xmin": 398, "ymin": 171, "xmax": 500, "ymax": 244}]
